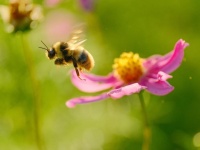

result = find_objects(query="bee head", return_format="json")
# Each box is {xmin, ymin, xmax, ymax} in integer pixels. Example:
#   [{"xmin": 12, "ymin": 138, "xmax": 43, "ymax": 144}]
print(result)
[
  {"xmin": 48, "ymin": 48, "xmax": 56, "ymax": 59},
  {"xmin": 39, "ymin": 41, "xmax": 56, "ymax": 59}
]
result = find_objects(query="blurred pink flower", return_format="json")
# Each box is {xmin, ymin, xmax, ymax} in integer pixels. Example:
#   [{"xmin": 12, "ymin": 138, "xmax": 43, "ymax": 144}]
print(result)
[
  {"xmin": 79, "ymin": 0, "xmax": 97, "ymax": 11},
  {"xmin": 41, "ymin": 10, "xmax": 78, "ymax": 44},
  {"xmin": 66, "ymin": 39, "xmax": 189, "ymax": 108},
  {"xmin": 44, "ymin": 0, "xmax": 62, "ymax": 7}
]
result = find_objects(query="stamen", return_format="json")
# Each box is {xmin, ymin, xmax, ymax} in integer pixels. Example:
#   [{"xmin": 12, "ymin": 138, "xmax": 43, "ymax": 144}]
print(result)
[{"xmin": 113, "ymin": 52, "xmax": 144, "ymax": 83}]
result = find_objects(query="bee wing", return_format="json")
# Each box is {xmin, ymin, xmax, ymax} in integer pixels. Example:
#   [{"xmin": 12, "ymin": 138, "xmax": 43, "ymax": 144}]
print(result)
[{"xmin": 67, "ymin": 24, "xmax": 86, "ymax": 50}]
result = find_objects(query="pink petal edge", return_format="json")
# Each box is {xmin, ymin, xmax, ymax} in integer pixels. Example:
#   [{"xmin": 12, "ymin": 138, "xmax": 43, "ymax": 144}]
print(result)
[
  {"xmin": 70, "ymin": 70, "xmax": 121, "ymax": 93},
  {"xmin": 144, "ymin": 39, "xmax": 189, "ymax": 74},
  {"xmin": 84, "ymin": 72, "xmax": 118, "ymax": 83},
  {"xmin": 107, "ymin": 83, "xmax": 146, "ymax": 99},
  {"xmin": 157, "ymin": 71, "xmax": 172, "ymax": 81},
  {"xmin": 159, "ymin": 39, "xmax": 189, "ymax": 73},
  {"xmin": 141, "ymin": 72, "xmax": 174, "ymax": 96},
  {"xmin": 66, "ymin": 93, "xmax": 109, "ymax": 108}
]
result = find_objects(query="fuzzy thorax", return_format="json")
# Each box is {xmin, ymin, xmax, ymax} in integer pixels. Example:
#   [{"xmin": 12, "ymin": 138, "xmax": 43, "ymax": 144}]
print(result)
[{"xmin": 113, "ymin": 52, "xmax": 144, "ymax": 83}]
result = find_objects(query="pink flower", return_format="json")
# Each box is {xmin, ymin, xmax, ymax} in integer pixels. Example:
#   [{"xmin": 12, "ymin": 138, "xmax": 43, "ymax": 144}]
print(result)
[
  {"xmin": 66, "ymin": 39, "xmax": 189, "ymax": 108},
  {"xmin": 79, "ymin": 0, "xmax": 97, "ymax": 11},
  {"xmin": 41, "ymin": 10, "xmax": 78, "ymax": 44},
  {"xmin": 44, "ymin": 0, "xmax": 62, "ymax": 7}
]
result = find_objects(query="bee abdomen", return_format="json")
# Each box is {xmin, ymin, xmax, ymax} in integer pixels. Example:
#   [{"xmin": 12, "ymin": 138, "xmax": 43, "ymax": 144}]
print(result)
[
  {"xmin": 78, "ymin": 50, "xmax": 88, "ymax": 64},
  {"xmin": 78, "ymin": 50, "xmax": 94, "ymax": 70}
]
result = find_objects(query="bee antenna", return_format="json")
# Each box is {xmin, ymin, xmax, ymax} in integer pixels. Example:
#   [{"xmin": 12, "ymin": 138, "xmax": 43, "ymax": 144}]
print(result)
[
  {"xmin": 40, "ymin": 40, "xmax": 49, "ymax": 52},
  {"xmin": 38, "ymin": 46, "xmax": 47, "ymax": 51}
]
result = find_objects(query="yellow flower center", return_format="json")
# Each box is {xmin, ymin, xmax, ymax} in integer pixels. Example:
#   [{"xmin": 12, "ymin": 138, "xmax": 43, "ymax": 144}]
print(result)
[{"xmin": 113, "ymin": 52, "xmax": 144, "ymax": 83}]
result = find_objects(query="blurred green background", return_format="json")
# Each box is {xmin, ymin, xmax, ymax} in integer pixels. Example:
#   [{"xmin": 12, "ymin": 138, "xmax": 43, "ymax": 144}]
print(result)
[{"xmin": 0, "ymin": 0, "xmax": 200, "ymax": 150}]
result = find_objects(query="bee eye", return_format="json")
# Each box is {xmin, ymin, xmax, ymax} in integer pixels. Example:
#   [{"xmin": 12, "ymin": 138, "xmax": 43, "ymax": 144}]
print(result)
[{"xmin": 48, "ymin": 49, "xmax": 56, "ymax": 59}]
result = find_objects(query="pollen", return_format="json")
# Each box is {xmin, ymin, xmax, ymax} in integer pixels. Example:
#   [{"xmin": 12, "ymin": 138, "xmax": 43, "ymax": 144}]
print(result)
[{"xmin": 113, "ymin": 52, "xmax": 144, "ymax": 83}]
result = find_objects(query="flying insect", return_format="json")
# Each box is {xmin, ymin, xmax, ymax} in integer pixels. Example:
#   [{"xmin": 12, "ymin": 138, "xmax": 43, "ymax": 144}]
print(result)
[{"xmin": 39, "ymin": 29, "xmax": 95, "ymax": 80}]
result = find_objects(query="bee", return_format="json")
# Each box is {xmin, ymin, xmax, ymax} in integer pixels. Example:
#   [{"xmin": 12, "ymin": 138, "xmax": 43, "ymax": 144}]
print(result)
[{"xmin": 39, "ymin": 29, "xmax": 95, "ymax": 80}]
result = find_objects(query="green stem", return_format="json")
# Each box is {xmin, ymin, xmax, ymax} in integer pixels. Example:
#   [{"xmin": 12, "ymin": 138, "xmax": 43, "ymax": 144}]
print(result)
[
  {"xmin": 138, "ymin": 92, "xmax": 151, "ymax": 150},
  {"xmin": 20, "ymin": 33, "xmax": 43, "ymax": 150}
]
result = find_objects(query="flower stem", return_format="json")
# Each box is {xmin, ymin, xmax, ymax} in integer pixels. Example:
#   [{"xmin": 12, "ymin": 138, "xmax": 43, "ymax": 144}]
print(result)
[
  {"xmin": 138, "ymin": 92, "xmax": 151, "ymax": 150},
  {"xmin": 20, "ymin": 33, "xmax": 43, "ymax": 150}
]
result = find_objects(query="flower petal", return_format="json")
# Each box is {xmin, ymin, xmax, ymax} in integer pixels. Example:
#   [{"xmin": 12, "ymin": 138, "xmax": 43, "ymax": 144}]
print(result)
[
  {"xmin": 107, "ymin": 83, "xmax": 146, "ymax": 99},
  {"xmin": 157, "ymin": 71, "xmax": 172, "ymax": 81},
  {"xmin": 66, "ymin": 93, "xmax": 109, "ymax": 108},
  {"xmin": 141, "ymin": 72, "xmax": 174, "ymax": 96},
  {"xmin": 70, "ymin": 70, "xmax": 122, "ymax": 93},
  {"xmin": 83, "ymin": 71, "xmax": 118, "ymax": 83},
  {"xmin": 144, "ymin": 39, "xmax": 189, "ymax": 74}
]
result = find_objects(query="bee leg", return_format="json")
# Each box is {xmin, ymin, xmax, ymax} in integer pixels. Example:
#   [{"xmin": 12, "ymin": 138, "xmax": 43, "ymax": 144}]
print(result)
[
  {"xmin": 55, "ymin": 58, "xmax": 65, "ymax": 65},
  {"xmin": 71, "ymin": 57, "xmax": 86, "ymax": 81},
  {"xmin": 79, "ymin": 67, "xmax": 83, "ymax": 72}
]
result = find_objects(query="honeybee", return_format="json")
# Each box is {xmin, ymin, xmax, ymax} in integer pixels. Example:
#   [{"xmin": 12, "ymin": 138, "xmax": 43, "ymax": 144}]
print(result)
[{"xmin": 39, "ymin": 29, "xmax": 94, "ymax": 80}]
